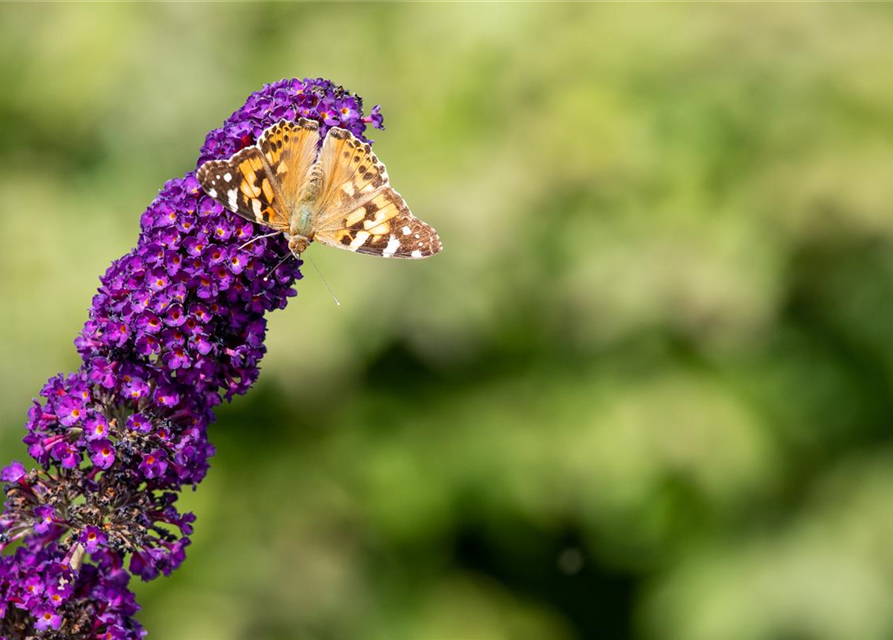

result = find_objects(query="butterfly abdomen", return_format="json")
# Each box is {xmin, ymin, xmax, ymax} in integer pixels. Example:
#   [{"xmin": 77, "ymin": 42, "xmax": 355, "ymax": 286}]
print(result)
[{"xmin": 300, "ymin": 163, "xmax": 325, "ymax": 204}]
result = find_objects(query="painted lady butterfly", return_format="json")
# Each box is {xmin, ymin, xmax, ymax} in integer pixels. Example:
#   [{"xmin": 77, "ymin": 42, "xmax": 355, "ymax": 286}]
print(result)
[{"xmin": 197, "ymin": 119, "xmax": 442, "ymax": 260}]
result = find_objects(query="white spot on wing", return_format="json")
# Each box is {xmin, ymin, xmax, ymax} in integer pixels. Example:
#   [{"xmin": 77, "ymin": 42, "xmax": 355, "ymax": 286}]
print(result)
[
  {"xmin": 349, "ymin": 231, "xmax": 370, "ymax": 250},
  {"xmin": 227, "ymin": 189, "xmax": 238, "ymax": 211},
  {"xmin": 411, "ymin": 250, "xmax": 423, "ymax": 258},
  {"xmin": 402, "ymin": 226, "xmax": 411, "ymax": 235},
  {"xmin": 383, "ymin": 235, "xmax": 400, "ymax": 257},
  {"xmin": 252, "ymin": 199, "xmax": 262, "ymax": 219},
  {"xmin": 208, "ymin": 188, "xmax": 217, "ymax": 198},
  {"xmin": 224, "ymin": 172, "xmax": 232, "ymax": 182}
]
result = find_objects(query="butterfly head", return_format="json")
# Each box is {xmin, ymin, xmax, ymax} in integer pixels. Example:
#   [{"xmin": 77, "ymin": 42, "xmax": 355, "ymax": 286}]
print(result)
[{"xmin": 286, "ymin": 233, "xmax": 312, "ymax": 258}]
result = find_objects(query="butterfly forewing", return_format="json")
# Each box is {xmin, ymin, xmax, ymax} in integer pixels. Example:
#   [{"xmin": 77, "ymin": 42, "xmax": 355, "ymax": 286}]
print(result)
[
  {"xmin": 196, "ymin": 146, "xmax": 285, "ymax": 230},
  {"xmin": 196, "ymin": 118, "xmax": 320, "ymax": 233},
  {"xmin": 310, "ymin": 127, "xmax": 442, "ymax": 259},
  {"xmin": 314, "ymin": 187, "xmax": 442, "ymax": 259}
]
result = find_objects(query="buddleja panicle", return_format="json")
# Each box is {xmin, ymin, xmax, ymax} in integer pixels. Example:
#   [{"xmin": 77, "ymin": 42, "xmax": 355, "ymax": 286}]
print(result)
[{"xmin": 0, "ymin": 78, "xmax": 384, "ymax": 639}]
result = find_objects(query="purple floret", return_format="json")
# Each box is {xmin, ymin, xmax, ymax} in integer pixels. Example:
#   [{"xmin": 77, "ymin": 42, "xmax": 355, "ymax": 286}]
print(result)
[{"xmin": 0, "ymin": 462, "xmax": 25, "ymax": 483}]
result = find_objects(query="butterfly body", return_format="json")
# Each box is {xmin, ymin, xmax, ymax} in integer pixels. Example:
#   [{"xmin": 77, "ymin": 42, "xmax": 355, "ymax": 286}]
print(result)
[
  {"xmin": 197, "ymin": 118, "xmax": 442, "ymax": 260},
  {"xmin": 290, "ymin": 204, "xmax": 315, "ymax": 238}
]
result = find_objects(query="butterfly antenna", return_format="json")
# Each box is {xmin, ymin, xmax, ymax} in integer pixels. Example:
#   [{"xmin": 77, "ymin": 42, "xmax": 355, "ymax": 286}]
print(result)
[
  {"xmin": 238, "ymin": 231, "xmax": 280, "ymax": 252},
  {"xmin": 306, "ymin": 254, "xmax": 341, "ymax": 306},
  {"xmin": 262, "ymin": 253, "xmax": 293, "ymax": 282}
]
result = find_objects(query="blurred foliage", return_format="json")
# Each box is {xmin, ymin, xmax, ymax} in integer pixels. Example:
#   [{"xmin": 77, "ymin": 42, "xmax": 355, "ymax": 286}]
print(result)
[{"xmin": 3, "ymin": 3, "xmax": 893, "ymax": 640}]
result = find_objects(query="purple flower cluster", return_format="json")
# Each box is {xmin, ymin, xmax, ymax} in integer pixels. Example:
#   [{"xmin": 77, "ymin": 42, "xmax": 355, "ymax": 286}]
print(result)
[
  {"xmin": 198, "ymin": 77, "xmax": 383, "ymax": 166},
  {"xmin": 0, "ymin": 543, "xmax": 140, "ymax": 639},
  {"xmin": 0, "ymin": 78, "xmax": 384, "ymax": 638}
]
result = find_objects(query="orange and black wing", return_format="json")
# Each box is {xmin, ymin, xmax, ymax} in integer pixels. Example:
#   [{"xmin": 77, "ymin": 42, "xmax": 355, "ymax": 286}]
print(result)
[
  {"xmin": 310, "ymin": 127, "xmax": 442, "ymax": 259},
  {"xmin": 196, "ymin": 118, "xmax": 320, "ymax": 232}
]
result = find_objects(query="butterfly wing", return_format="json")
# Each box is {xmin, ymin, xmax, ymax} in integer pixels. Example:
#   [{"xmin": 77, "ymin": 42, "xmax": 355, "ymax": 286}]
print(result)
[
  {"xmin": 196, "ymin": 118, "xmax": 320, "ymax": 232},
  {"xmin": 196, "ymin": 147, "xmax": 287, "ymax": 231},
  {"xmin": 309, "ymin": 128, "xmax": 442, "ymax": 259},
  {"xmin": 260, "ymin": 118, "xmax": 320, "ymax": 212},
  {"xmin": 316, "ymin": 187, "xmax": 443, "ymax": 259}
]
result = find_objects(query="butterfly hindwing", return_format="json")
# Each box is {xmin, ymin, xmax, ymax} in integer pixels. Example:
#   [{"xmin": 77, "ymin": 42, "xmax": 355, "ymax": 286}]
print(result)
[
  {"xmin": 259, "ymin": 118, "xmax": 320, "ymax": 212},
  {"xmin": 311, "ymin": 127, "xmax": 389, "ymax": 215},
  {"xmin": 308, "ymin": 126, "xmax": 441, "ymax": 259},
  {"xmin": 314, "ymin": 187, "xmax": 442, "ymax": 259}
]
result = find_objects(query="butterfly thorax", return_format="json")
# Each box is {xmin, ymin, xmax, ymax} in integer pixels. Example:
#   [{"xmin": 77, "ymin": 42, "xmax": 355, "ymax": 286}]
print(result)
[
  {"xmin": 285, "ymin": 202, "xmax": 315, "ymax": 256},
  {"xmin": 289, "ymin": 203, "xmax": 316, "ymax": 238}
]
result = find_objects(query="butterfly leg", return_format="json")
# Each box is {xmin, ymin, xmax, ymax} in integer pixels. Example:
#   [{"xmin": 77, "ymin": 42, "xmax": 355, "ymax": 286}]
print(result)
[{"xmin": 237, "ymin": 230, "xmax": 281, "ymax": 252}]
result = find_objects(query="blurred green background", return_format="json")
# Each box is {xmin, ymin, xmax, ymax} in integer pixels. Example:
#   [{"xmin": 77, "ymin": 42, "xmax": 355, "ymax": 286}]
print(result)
[{"xmin": 3, "ymin": 3, "xmax": 893, "ymax": 639}]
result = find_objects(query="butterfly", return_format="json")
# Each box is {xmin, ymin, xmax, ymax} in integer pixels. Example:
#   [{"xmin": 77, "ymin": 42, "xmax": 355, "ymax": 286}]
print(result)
[{"xmin": 196, "ymin": 118, "xmax": 442, "ymax": 260}]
